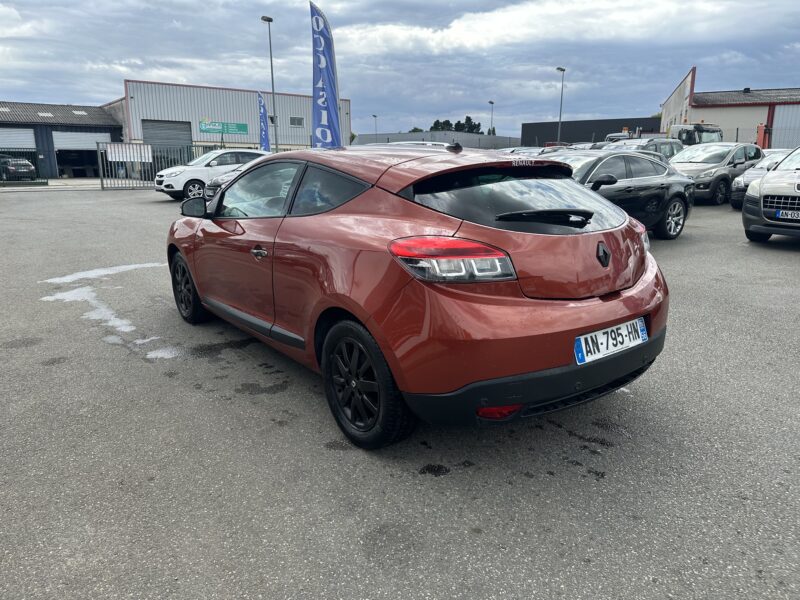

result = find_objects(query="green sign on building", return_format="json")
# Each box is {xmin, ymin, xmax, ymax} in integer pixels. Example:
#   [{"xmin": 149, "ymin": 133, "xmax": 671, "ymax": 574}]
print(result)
[{"xmin": 199, "ymin": 119, "xmax": 249, "ymax": 135}]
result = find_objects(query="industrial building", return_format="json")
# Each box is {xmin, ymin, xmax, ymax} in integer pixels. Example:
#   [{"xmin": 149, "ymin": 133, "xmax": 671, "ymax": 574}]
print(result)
[
  {"xmin": 0, "ymin": 102, "xmax": 122, "ymax": 179},
  {"xmin": 520, "ymin": 117, "xmax": 661, "ymax": 146},
  {"xmin": 104, "ymin": 80, "xmax": 352, "ymax": 151},
  {"xmin": 661, "ymin": 67, "xmax": 800, "ymax": 147}
]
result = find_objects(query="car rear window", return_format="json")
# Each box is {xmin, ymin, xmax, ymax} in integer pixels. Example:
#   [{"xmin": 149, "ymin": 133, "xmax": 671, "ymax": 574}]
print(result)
[{"xmin": 405, "ymin": 166, "xmax": 627, "ymax": 235}]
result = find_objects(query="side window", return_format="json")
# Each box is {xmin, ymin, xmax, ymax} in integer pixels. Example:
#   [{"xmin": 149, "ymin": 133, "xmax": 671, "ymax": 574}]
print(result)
[
  {"xmin": 218, "ymin": 162, "xmax": 301, "ymax": 218},
  {"xmin": 237, "ymin": 152, "xmax": 263, "ymax": 163},
  {"xmin": 290, "ymin": 165, "xmax": 369, "ymax": 216},
  {"xmin": 626, "ymin": 156, "xmax": 661, "ymax": 178},
  {"xmin": 212, "ymin": 152, "xmax": 239, "ymax": 166},
  {"xmin": 588, "ymin": 156, "xmax": 627, "ymax": 182},
  {"xmin": 732, "ymin": 147, "xmax": 746, "ymax": 164},
  {"xmin": 745, "ymin": 146, "xmax": 761, "ymax": 161},
  {"xmin": 659, "ymin": 141, "xmax": 673, "ymax": 158}
]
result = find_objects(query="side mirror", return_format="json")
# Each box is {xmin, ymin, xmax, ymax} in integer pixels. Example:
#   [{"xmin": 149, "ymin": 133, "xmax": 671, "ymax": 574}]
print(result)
[
  {"xmin": 181, "ymin": 197, "xmax": 207, "ymax": 218},
  {"xmin": 209, "ymin": 160, "xmax": 218, "ymax": 167},
  {"xmin": 733, "ymin": 158, "xmax": 745, "ymax": 167},
  {"xmin": 766, "ymin": 161, "xmax": 778, "ymax": 171},
  {"xmin": 590, "ymin": 173, "xmax": 618, "ymax": 191}
]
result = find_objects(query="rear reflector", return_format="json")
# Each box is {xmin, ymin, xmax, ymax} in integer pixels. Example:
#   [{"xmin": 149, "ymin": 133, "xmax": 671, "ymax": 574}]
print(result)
[
  {"xmin": 476, "ymin": 404, "xmax": 523, "ymax": 420},
  {"xmin": 389, "ymin": 236, "xmax": 516, "ymax": 283}
]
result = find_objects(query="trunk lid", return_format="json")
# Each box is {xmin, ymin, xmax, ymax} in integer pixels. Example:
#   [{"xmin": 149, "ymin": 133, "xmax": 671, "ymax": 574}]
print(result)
[{"xmin": 457, "ymin": 219, "xmax": 647, "ymax": 299}]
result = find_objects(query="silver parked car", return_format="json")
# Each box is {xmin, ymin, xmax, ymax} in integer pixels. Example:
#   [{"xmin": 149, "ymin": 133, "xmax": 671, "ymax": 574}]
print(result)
[
  {"xmin": 730, "ymin": 149, "xmax": 792, "ymax": 209},
  {"xmin": 670, "ymin": 142, "xmax": 764, "ymax": 205},
  {"xmin": 741, "ymin": 146, "xmax": 800, "ymax": 243}
]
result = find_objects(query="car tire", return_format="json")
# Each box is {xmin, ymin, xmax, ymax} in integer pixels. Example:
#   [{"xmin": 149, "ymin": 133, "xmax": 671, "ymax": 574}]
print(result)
[
  {"xmin": 321, "ymin": 320, "xmax": 416, "ymax": 449},
  {"xmin": 170, "ymin": 253, "xmax": 211, "ymax": 324},
  {"xmin": 730, "ymin": 195, "xmax": 743, "ymax": 210},
  {"xmin": 712, "ymin": 179, "xmax": 729, "ymax": 205},
  {"xmin": 654, "ymin": 197, "xmax": 687, "ymax": 240},
  {"xmin": 745, "ymin": 230, "xmax": 771, "ymax": 243},
  {"xmin": 183, "ymin": 179, "xmax": 205, "ymax": 200}
]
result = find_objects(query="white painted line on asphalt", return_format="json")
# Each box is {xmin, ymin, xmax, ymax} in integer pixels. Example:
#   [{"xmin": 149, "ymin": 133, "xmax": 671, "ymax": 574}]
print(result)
[
  {"xmin": 132, "ymin": 336, "xmax": 161, "ymax": 345},
  {"xmin": 146, "ymin": 347, "xmax": 180, "ymax": 359},
  {"xmin": 41, "ymin": 286, "xmax": 136, "ymax": 333},
  {"xmin": 41, "ymin": 263, "xmax": 166, "ymax": 284},
  {"xmin": 102, "ymin": 335, "xmax": 125, "ymax": 345}
]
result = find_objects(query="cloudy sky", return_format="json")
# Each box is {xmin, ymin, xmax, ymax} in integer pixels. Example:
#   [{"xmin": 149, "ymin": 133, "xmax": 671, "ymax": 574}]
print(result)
[{"xmin": 1, "ymin": 0, "xmax": 799, "ymax": 137}]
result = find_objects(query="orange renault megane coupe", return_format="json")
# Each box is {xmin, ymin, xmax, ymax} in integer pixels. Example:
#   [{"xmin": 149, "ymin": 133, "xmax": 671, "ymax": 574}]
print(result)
[{"xmin": 168, "ymin": 145, "xmax": 669, "ymax": 448}]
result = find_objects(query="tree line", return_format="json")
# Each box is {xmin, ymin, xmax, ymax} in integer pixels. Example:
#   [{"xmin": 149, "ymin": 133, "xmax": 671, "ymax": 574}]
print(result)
[{"xmin": 407, "ymin": 116, "xmax": 494, "ymax": 135}]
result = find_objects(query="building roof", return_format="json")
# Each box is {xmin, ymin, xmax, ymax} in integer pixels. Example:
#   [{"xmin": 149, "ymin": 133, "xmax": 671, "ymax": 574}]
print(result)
[
  {"xmin": 0, "ymin": 101, "xmax": 120, "ymax": 127},
  {"xmin": 692, "ymin": 88, "xmax": 800, "ymax": 106}
]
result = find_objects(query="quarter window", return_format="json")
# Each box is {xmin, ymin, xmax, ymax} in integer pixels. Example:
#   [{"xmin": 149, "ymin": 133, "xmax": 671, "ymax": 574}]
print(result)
[
  {"xmin": 218, "ymin": 162, "xmax": 301, "ymax": 218},
  {"xmin": 589, "ymin": 156, "xmax": 627, "ymax": 182},
  {"xmin": 290, "ymin": 166, "xmax": 369, "ymax": 216},
  {"xmin": 289, "ymin": 116, "xmax": 305, "ymax": 127},
  {"xmin": 627, "ymin": 156, "xmax": 663, "ymax": 178}
]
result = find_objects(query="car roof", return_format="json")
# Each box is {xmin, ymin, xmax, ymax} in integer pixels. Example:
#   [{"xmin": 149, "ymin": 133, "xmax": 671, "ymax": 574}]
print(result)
[{"xmin": 268, "ymin": 145, "xmax": 572, "ymax": 192}]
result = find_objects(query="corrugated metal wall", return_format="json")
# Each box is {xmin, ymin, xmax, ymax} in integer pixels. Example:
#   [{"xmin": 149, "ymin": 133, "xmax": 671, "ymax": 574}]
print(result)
[
  {"xmin": 125, "ymin": 80, "xmax": 351, "ymax": 149},
  {"xmin": 771, "ymin": 104, "xmax": 800, "ymax": 149}
]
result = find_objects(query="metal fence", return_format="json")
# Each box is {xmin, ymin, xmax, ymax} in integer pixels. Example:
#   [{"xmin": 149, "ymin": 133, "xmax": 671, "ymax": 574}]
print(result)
[
  {"xmin": 0, "ymin": 148, "xmax": 48, "ymax": 186},
  {"xmin": 97, "ymin": 142, "xmax": 221, "ymax": 190},
  {"xmin": 352, "ymin": 131, "xmax": 521, "ymax": 149}
]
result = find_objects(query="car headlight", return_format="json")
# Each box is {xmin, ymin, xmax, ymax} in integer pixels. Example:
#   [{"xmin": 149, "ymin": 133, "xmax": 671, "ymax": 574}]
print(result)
[
  {"xmin": 699, "ymin": 168, "xmax": 716, "ymax": 178},
  {"xmin": 165, "ymin": 169, "xmax": 185, "ymax": 177},
  {"xmin": 732, "ymin": 176, "xmax": 744, "ymax": 189},
  {"xmin": 746, "ymin": 177, "xmax": 762, "ymax": 198}
]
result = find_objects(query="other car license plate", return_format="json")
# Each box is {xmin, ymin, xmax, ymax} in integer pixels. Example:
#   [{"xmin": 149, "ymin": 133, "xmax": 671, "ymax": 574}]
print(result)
[
  {"xmin": 776, "ymin": 209, "xmax": 800, "ymax": 220},
  {"xmin": 574, "ymin": 317, "xmax": 648, "ymax": 365}
]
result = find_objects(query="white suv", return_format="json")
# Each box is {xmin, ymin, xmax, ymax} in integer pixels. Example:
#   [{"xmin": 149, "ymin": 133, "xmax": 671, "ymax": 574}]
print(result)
[{"xmin": 155, "ymin": 149, "xmax": 270, "ymax": 200}]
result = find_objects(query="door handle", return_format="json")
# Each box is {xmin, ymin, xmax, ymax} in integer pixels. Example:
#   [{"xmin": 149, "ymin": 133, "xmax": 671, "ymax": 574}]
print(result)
[
  {"xmin": 624, "ymin": 186, "xmax": 635, "ymax": 193},
  {"xmin": 250, "ymin": 247, "xmax": 269, "ymax": 259}
]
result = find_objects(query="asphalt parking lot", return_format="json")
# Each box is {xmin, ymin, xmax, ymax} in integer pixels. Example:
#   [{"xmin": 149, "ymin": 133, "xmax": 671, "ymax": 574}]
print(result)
[{"xmin": 1, "ymin": 189, "xmax": 798, "ymax": 599}]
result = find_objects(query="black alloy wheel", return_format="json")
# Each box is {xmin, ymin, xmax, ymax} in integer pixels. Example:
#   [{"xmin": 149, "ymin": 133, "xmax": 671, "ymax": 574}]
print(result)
[
  {"xmin": 330, "ymin": 337, "xmax": 380, "ymax": 432},
  {"xmin": 170, "ymin": 254, "xmax": 210, "ymax": 324},
  {"xmin": 713, "ymin": 179, "xmax": 729, "ymax": 205},
  {"xmin": 322, "ymin": 320, "xmax": 415, "ymax": 449}
]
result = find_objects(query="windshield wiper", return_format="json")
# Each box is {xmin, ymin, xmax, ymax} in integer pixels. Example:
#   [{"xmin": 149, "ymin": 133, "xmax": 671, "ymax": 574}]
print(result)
[{"xmin": 495, "ymin": 208, "xmax": 593, "ymax": 226}]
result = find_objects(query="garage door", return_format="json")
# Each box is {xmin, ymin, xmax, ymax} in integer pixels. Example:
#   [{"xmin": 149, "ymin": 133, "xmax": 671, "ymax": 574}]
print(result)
[
  {"xmin": 771, "ymin": 105, "xmax": 800, "ymax": 149},
  {"xmin": 0, "ymin": 127, "xmax": 36, "ymax": 148},
  {"xmin": 52, "ymin": 131, "xmax": 112, "ymax": 150},
  {"xmin": 141, "ymin": 120, "xmax": 192, "ymax": 146}
]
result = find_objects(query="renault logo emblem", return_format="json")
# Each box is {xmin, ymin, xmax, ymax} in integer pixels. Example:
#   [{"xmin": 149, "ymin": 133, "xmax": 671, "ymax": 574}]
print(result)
[{"xmin": 597, "ymin": 242, "xmax": 611, "ymax": 268}]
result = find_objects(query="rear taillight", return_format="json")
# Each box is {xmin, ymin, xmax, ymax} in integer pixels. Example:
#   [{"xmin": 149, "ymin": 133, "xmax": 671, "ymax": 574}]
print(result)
[
  {"xmin": 477, "ymin": 404, "xmax": 523, "ymax": 420},
  {"xmin": 389, "ymin": 236, "xmax": 516, "ymax": 283}
]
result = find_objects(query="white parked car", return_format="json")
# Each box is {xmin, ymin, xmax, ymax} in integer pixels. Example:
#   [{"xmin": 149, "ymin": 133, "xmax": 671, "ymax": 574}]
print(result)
[{"xmin": 155, "ymin": 149, "xmax": 270, "ymax": 200}]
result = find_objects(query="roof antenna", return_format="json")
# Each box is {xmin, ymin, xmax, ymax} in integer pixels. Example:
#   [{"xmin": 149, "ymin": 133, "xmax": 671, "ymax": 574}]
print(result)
[{"xmin": 445, "ymin": 142, "xmax": 462, "ymax": 154}]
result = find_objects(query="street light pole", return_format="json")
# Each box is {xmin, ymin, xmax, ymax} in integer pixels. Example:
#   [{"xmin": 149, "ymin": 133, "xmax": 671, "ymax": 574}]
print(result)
[
  {"xmin": 488, "ymin": 100, "xmax": 495, "ymax": 135},
  {"xmin": 372, "ymin": 114, "xmax": 378, "ymax": 143},
  {"xmin": 261, "ymin": 16, "xmax": 279, "ymax": 152},
  {"xmin": 556, "ymin": 67, "xmax": 566, "ymax": 144}
]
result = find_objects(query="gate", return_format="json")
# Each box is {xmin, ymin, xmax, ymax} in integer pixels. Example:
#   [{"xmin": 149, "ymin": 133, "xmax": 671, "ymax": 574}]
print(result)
[
  {"xmin": 96, "ymin": 143, "xmax": 220, "ymax": 190},
  {"xmin": 0, "ymin": 148, "xmax": 48, "ymax": 186}
]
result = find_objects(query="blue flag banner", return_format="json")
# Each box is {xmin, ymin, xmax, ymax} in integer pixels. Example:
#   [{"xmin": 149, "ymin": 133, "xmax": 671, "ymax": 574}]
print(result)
[
  {"xmin": 258, "ymin": 92, "xmax": 271, "ymax": 152},
  {"xmin": 310, "ymin": 2, "xmax": 342, "ymax": 148}
]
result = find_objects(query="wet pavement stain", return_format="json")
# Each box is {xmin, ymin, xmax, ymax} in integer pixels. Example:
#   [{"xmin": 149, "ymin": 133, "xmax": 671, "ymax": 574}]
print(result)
[
  {"xmin": 41, "ymin": 356, "xmax": 68, "ymax": 366},
  {"xmin": 235, "ymin": 381, "xmax": 289, "ymax": 395},
  {"xmin": 2, "ymin": 337, "xmax": 43, "ymax": 349},
  {"xmin": 418, "ymin": 464, "xmax": 450, "ymax": 477},
  {"xmin": 523, "ymin": 471, "xmax": 535, "ymax": 478},
  {"xmin": 189, "ymin": 338, "xmax": 259, "ymax": 363},
  {"xmin": 587, "ymin": 469, "xmax": 606, "ymax": 480},
  {"xmin": 163, "ymin": 370, "xmax": 179, "ymax": 379},
  {"xmin": 580, "ymin": 444, "xmax": 602, "ymax": 456},
  {"xmin": 591, "ymin": 418, "xmax": 632, "ymax": 439},
  {"xmin": 566, "ymin": 430, "xmax": 614, "ymax": 448}
]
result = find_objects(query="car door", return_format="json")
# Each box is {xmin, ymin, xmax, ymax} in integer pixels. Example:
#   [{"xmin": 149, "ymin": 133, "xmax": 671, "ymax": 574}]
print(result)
[
  {"xmin": 192, "ymin": 161, "xmax": 304, "ymax": 329},
  {"xmin": 585, "ymin": 155, "xmax": 630, "ymax": 208},
  {"xmin": 621, "ymin": 155, "xmax": 668, "ymax": 227}
]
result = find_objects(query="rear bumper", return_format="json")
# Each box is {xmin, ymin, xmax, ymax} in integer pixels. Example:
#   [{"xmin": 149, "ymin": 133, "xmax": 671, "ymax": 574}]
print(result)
[{"xmin": 404, "ymin": 328, "xmax": 666, "ymax": 425}]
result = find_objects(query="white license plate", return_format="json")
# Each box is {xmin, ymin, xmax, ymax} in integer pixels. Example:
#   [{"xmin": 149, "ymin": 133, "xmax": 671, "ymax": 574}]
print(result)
[
  {"xmin": 776, "ymin": 210, "xmax": 800, "ymax": 220},
  {"xmin": 574, "ymin": 317, "xmax": 648, "ymax": 365}
]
